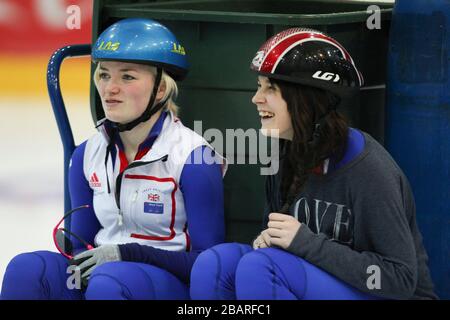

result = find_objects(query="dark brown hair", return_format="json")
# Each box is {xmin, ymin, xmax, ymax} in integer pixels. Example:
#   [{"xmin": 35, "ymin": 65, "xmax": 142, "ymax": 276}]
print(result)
[{"xmin": 270, "ymin": 78, "xmax": 349, "ymax": 213}]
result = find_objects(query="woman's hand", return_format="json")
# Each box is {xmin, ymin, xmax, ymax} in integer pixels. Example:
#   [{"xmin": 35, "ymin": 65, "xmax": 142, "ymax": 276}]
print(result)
[
  {"xmin": 266, "ymin": 212, "xmax": 302, "ymax": 250},
  {"xmin": 252, "ymin": 229, "xmax": 271, "ymax": 249},
  {"xmin": 70, "ymin": 244, "xmax": 121, "ymax": 280}
]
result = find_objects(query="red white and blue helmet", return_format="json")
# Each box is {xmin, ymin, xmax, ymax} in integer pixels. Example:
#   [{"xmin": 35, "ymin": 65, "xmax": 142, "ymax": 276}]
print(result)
[{"xmin": 250, "ymin": 28, "xmax": 363, "ymax": 97}]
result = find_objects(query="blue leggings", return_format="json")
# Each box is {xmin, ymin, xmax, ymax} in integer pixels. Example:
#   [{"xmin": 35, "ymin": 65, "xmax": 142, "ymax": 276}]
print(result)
[
  {"xmin": 1, "ymin": 251, "xmax": 189, "ymax": 300},
  {"xmin": 190, "ymin": 243, "xmax": 378, "ymax": 300}
]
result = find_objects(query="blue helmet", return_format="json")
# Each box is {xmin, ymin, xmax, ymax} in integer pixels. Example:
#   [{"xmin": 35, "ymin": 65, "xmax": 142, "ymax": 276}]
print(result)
[{"xmin": 92, "ymin": 18, "xmax": 188, "ymax": 81}]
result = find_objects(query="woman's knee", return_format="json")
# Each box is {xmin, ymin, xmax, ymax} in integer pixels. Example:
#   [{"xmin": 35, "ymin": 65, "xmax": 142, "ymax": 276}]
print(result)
[
  {"xmin": 190, "ymin": 243, "xmax": 252, "ymax": 300},
  {"xmin": 86, "ymin": 262, "xmax": 188, "ymax": 300},
  {"xmin": 198, "ymin": 242, "xmax": 252, "ymax": 268},
  {"xmin": 192, "ymin": 243, "xmax": 251, "ymax": 279},
  {"xmin": 85, "ymin": 262, "xmax": 133, "ymax": 300},
  {"xmin": 1, "ymin": 251, "xmax": 70, "ymax": 300},
  {"xmin": 3, "ymin": 251, "xmax": 67, "ymax": 283},
  {"xmin": 236, "ymin": 248, "xmax": 278, "ymax": 274},
  {"xmin": 3, "ymin": 252, "xmax": 45, "ymax": 284},
  {"xmin": 235, "ymin": 248, "xmax": 376, "ymax": 300},
  {"xmin": 235, "ymin": 248, "xmax": 307, "ymax": 300}
]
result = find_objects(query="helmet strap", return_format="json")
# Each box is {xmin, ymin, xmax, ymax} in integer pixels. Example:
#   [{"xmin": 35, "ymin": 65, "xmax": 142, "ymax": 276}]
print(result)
[
  {"xmin": 114, "ymin": 67, "xmax": 165, "ymax": 132},
  {"xmin": 307, "ymin": 95, "xmax": 341, "ymax": 148}
]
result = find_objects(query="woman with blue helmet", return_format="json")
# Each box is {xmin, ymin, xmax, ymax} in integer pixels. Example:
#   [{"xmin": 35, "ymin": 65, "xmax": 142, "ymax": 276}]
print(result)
[
  {"xmin": 190, "ymin": 28, "xmax": 436, "ymax": 300},
  {"xmin": 1, "ymin": 18, "xmax": 226, "ymax": 300}
]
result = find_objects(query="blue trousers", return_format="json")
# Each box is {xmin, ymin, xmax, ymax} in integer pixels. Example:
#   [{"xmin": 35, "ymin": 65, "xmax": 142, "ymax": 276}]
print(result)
[
  {"xmin": 1, "ymin": 251, "xmax": 189, "ymax": 300},
  {"xmin": 190, "ymin": 243, "xmax": 379, "ymax": 300}
]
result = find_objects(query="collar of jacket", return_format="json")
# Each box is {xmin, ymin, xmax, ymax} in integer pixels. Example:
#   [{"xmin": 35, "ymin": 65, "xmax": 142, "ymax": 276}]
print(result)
[{"xmin": 96, "ymin": 111, "xmax": 170, "ymax": 161}]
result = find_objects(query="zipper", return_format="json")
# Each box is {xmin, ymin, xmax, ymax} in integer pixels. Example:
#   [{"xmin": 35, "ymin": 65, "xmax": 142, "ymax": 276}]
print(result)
[
  {"xmin": 118, "ymin": 209, "xmax": 123, "ymax": 226},
  {"xmin": 114, "ymin": 154, "xmax": 168, "ymax": 226}
]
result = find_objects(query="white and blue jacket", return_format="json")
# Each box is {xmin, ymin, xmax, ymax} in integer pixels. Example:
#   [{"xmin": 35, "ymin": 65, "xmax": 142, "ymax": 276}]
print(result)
[{"xmin": 68, "ymin": 111, "xmax": 226, "ymax": 282}]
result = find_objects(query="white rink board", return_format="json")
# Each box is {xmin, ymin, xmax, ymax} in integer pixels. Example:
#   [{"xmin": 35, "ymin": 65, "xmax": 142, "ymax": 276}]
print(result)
[{"xmin": 0, "ymin": 97, "xmax": 95, "ymax": 288}]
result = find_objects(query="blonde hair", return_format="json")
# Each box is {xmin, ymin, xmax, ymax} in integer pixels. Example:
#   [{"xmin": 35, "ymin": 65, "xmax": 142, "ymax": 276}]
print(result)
[
  {"xmin": 93, "ymin": 62, "xmax": 180, "ymax": 116},
  {"xmin": 160, "ymin": 70, "xmax": 179, "ymax": 116}
]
